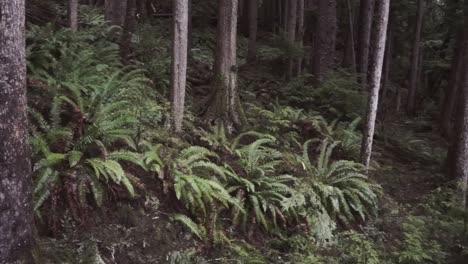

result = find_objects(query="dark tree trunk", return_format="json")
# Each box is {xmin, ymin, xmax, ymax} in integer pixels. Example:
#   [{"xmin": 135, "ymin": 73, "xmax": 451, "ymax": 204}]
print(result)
[
  {"xmin": 407, "ymin": 0, "xmax": 425, "ymax": 115},
  {"xmin": 451, "ymin": 16, "xmax": 468, "ymax": 206},
  {"xmin": 312, "ymin": 0, "xmax": 337, "ymax": 84},
  {"xmin": 296, "ymin": 0, "xmax": 305, "ymax": 75},
  {"xmin": 380, "ymin": 19, "xmax": 393, "ymax": 105},
  {"xmin": 170, "ymin": 0, "xmax": 189, "ymax": 133},
  {"xmin": 0, "ymin": 0, "xmax": 33, "ymax": 263},
  {"xmin": 360, "ymin": 0, "xmax": 390, "ymax": 168},
  {"xmin": 357, "ymin": 0, "xmax": 375, "ymax": 89},
  {"xmin": 286, "ymin": 0, "xmax": 298, "ymax": 80},
  {"xmin": 138, "ymin": 0, "xmax": 148, "ymax": 21},
  {"xmin": 205, "ymin": 0, "xmax": 244, "ymax": 129},
  {"xmin": 442, "ymin": 31, "xmax": 465, "ymax": 138},
  {"xmin": 247, "ymin": 0, "xmax": 258, "ymax": 62},
  {"xmin": 343, "ymin": 0, "xmax": 357, "ymax": 72},
  {"xmin": 105, "ymin": 0, "xmax": 128, "ymax": 26},
  {"xmin": 120, "ymin": 0, "xmax": 137, "ymax": 63},
  {"xmin": 68, "ymin": 0, "xmax": 79, "ymax": 30}
]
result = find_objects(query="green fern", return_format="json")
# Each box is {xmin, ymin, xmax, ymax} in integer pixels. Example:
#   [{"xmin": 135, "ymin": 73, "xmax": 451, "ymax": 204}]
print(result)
[{"xmin": 294, "ymin": 139, "xmax": 381, "ymax": 224}]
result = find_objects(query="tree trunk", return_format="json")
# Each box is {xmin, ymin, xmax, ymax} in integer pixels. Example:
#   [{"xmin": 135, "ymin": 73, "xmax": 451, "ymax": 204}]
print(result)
[
  {"xmin": 170, "ymin": 0, "xmax": 189, "ymax": 133},
  {"xmin": 360, "ymin": 0, "xmax": 390, "ymax": 168},
  {"xmin": 105, "ymin": 0, "xmax": 128, "ymax": 26},
  {"xmin": 312, "ymin": 0, "xmax": 337, "ymax": 84},
  {"xmin": 357, "ymin": 0, "xmax": 375, "ymax": 89},
  {"xmin": 247, "ymin": 0, "xmax": 258, "ymax": 62},
  {"xmin": 120, "ymin": 0, "xmax": 137, "ymax": 63},
  {"xmin": 442, "ymin": 31, "xmax": 465, "ymax": 137},
  {"xmin": 296, "ymin": 0, "xmax": 305, "ymax": 75},
  {"xmin": 380, "ymin": 20, "xmax": 393, "ymax": 105},
  {"xmin": 68, "ymin": 0, "xmax": 79, "ymax": 30},
  {"xmin": 138, "ymin": 0, "xmax": 148, "ymax": 21},
  {"xmin": 343, "ymin": 0, "xmax": 357, "ymax": 72},
  {"xmin": 407, "ymin": 0, "xmax": 425, "ymax": 115},
  {"xmin": 286, "ymin": 0, "xmax": 298, "ymax": 80},
  {"xmin": 451, "ymin": 16, "xmax": 468, "ymax": 206},
  {"xmin": 205, "ymin": 0, "xmax": 244, "ymax": 129},
  {"xmin": 0, "ymin": 0, "xmax": 33, "ymax": 263}
]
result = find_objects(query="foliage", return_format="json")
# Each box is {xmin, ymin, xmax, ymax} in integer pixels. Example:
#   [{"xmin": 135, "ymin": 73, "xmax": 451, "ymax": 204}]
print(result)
[
  {"xmin": 171, "ymin": 146, "xmax": 243, "ymax": 218},
  {"xmin": 397, "ymin": 216, "xmax": 445, "ymax": 264},
  {"xmin": 227, "ymin": 136, "xmax": 297, "ymax": 232},
  {"xmin": 285, "ymin": 139, "xmax": 381, "ymax": 228},
  {"xmin": 338, "ymin": 231, "xmax": 380, "ymax": 264}
]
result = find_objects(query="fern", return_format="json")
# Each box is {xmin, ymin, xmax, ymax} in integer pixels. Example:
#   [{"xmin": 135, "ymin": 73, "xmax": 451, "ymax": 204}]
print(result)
[{"xmin": 294, "ymin": 139, "xmax": 381, "ymax": 224}]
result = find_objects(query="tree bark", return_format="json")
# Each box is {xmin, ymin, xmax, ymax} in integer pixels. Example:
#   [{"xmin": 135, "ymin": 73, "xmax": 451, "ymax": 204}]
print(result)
[
  {"xmin": 343, "ymin": 0, "xmax": 357, "ymax": 72},
  {"xmin": 312, "ymin": 0, "xmax": 337, "ymax": 84},
  {"xmin": 247, "ymin": 0, "xmax": 258, "ymax": 62},
  {"xmin": 0, "ymin": 0, "xmax": 33, "ymax": 263},
  {"xmin": 296, "ymin": 0, "xmax": 305, "ymax": 75},
  {"xmin": 170, "ymin": 0, "xmax": 189, "ymax": 133},
  {"xmin": 286, "ymin": 0, "xmax": 298, "ymax": 80},
  {"xmin": 120, "ymin": 0, "xmax": 137, "ymax": 63},
  {"xmin": 380, "ymin": 19, "xmax": 393, "ymax": 105},
  {"xmin": 205, "ymin": 0, "xmax": 244, "ymax": 129},
  {"xmin": 442, "ymin": 31, "xmax": 465, "ymax": 137},
  {"xmin": 451, "ymin": 16, "xmax": 468, "ymax": 206},
  {"xmin": 68, "ymin": 0, "xmax": 79, "ymax": 30},
  {"xmin": 105, "ymin": 0, "xmax": 128, "ymax": 26},
  {"xmin": 406, "ymin": 0, "xmax": 425, "ymax": 115},
  {"xmin": 357, "ymin": 0, "xmax": 375, "ymax": 89},
  {"xmin": 360, "ymin": 0, "xmax": 390, "ymax": 168}
]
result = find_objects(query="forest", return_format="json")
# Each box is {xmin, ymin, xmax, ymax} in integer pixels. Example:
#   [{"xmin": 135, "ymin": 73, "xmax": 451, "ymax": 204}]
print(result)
[{"xmin": 1, "ymin": 0, "xmax": 468, "ymax": 263}]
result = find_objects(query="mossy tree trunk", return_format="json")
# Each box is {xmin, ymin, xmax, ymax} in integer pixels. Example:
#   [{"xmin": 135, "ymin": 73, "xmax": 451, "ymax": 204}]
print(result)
[
  {"xmin": 0, "ymin": 0, "xmax": 34, "ymax": 263},
  {"xmin": 205, "ymin": 0, "xmax": 244, "ymax": 130}
]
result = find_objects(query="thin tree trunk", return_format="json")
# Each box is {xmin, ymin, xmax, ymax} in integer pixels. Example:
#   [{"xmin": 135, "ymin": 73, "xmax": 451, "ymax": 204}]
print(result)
[
  {"xmin": 343, "ymin": 0, "xmax": 357, "ymax": 72},
  {"xmin": 120, "ymin": 0, "xmax": 137, "ymax": 63},
  {"xmin": 380, "ymin": 20, "xmax": 393, "ymax": 105},
  {"xmin": 442, "ymin": 31, "xmax": 465, "ymax": 137},
  {"xmin": 0, "ymin": 0, "xmax": 33, "ymax": 263},
  {"xmin": 407, "ymin": 0, "xmax": 425, "ymax": 115},
  {"xmin": 287, "ymin": 0, "xmax": 298, "ymax": 80},
  {"xmin": 138, "ymin": 0, "xmax": 148, "ymax": 21},
  {"xmin": 206, "ymin": 0, "xmax": 244, "ymax": 129},
  {"xmin": 357, "ymin": 0, "xmax": 375, "ymax": 89},
  {"xmin": 247, "ymin": 0, "xmax": 258, "ymax": 62},
  {"xmin": 296, "ymin": 0, "xmax": 305, "ymax": 75},
  {"xmin": 312, "ymin": 0, "xmax": 337, "ymax": 84},
  {"xmin": 360, "ymin": 0, "xmax": 390, "ymax": 168},
  {"xmin": 68, "ymin": 0, "xmax": 79, "ymax": 30},
  {"xmin": 170, "ymin": 0, "xmax": 189, "ymax": 133}
]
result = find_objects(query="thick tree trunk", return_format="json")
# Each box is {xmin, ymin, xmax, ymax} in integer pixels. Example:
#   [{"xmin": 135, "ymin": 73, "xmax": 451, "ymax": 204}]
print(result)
[
  {"xmin": 296, "ymin": 0, "xmax": 305, "ymax": 75},
  {"xmin": 68, "ymin": 0, "xmax": 79, "ymax": 30},
  {"xmin": 206, "ymin": 0, "xmax": 243, "ymax": 129},
  {"xmin": 343, "ymin": 0, "xmax": 357, "ymax": 72},
  {"xmin": 357, "ymin": 0, "xmax": 375, "ymax": 89},
  {"xmin": 170, "ymin": 0, "xmax": 189, "ymax": 133},
  {"xmin": 312, "ymin": 0, "xmax": 337, "ymax": 84},
  {"xmin": 407, "ymin": 0, "xmax": 425, "ymax": 115},
  {"xmin": 105, "ymin": 0, "xmax": 128, "ymax": 26},
  {"xmin": 286, "ymin": 0, "xmax": 298, "ymax": 80},
  {"xmin": 360, "ymin": 0, "xmax": 390, "ymax": 168},
  {"xmin": 442, "ymin": 31, "xmax": 465, "ymax": 137},
  {"xmin": 120, "ymin": 0, "xmax": 137, "ymax": 63},
  {"xmin": 247, "ymin": 0, "xmax": 258, "ymax": 62},
  {"xmin": 0, "ymin": 0, "xmax": 33, "ymax": 263},
  {"xmin": 452, "ymin": 18, "xmax": 468, "ymax": 206}
]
